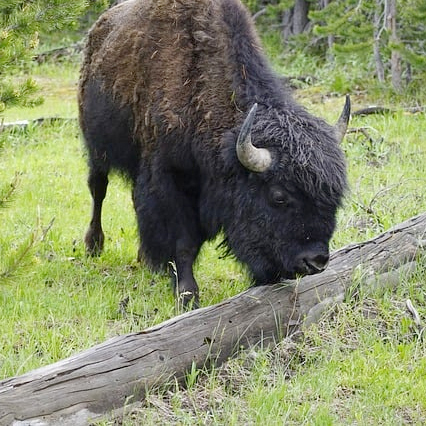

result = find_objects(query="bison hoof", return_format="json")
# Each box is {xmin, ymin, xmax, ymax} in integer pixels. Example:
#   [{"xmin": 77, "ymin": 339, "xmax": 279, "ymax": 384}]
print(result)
[
  {"xmin": 176, "ymin": 290, "xmax": 200, "ymax": 311},
  {"xmin": 84, "ymin": 228, "xmax": 105, "ymax": 256}
]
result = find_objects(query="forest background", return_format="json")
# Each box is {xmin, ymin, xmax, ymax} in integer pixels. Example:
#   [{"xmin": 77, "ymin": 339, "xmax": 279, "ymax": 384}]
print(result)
[{"xmin": 1, "ymin": 0, "xmax": 426, "ymax": 113}]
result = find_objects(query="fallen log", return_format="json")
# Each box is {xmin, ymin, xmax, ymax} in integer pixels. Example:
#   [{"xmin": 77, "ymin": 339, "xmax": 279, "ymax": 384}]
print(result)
[
  {"xmin": 1, "ymin": 213, "xmax": 425, "ymax": 426},
  {"xmin": 33, "ymin": 42, "xmax": 84, "ymax": 64},
  {"xmin": 0, "ymin": 117, "xmax": 76, "ymax": 132},
  {"xmin": 352, "ymin": 105, "xmax": 425, "ymax": 116}
]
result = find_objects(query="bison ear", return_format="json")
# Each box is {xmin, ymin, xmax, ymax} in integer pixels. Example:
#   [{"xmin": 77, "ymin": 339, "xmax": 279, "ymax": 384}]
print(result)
[
  {"xmin": 334, "ymin": 95, "xmax": 351, "ymax": 144},
  {"xmin": 236, "ymin": 103, "xmax": 272, "ymax": 173}
]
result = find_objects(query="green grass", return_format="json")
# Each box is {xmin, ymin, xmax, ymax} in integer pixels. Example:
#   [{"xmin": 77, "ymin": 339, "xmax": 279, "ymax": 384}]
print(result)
[
  {"xmin": 1, "ymin": 58, "xmax": 426, "ymax": 424},
  {"xmin": 3, "ymin": 61, "xmax": 79, "ymax": 121}
]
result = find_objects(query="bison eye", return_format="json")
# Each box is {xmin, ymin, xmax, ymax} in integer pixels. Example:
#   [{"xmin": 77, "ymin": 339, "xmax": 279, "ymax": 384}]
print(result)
[{"xmin": 270, "ymin": 187, "xmax": 287, "ymax": 206}]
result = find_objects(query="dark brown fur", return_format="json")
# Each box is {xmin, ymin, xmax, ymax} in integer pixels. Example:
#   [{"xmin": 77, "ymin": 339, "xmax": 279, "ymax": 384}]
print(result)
[{"xmin": 80, "ymin": 0, "xmax": 275, "ymax": 160}]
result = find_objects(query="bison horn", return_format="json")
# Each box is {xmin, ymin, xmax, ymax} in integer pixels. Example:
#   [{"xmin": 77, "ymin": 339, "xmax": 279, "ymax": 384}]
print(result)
[
  {"xmin": 334, "ymin": 94, "xmax": 351, "ymax": 144},
  {"xmin": 236, "ymin": 103, "xmax": 272, "ymax": 173}
]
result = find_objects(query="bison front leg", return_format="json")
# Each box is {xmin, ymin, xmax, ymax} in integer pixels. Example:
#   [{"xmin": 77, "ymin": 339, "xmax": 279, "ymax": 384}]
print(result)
[
  {"xmin": 172, "ymin": 238, "xmax": 200, "ymax": 309},
  {"xmin": 133, "ymin": 170, "xmax": 203, "ymax": 309}
]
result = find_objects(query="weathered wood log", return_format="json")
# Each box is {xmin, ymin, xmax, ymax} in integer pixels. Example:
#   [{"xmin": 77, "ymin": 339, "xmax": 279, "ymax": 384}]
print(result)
[
  {"xmin": 0, "ymin": 117, "xmax": 76, "ymax": 132},
  {"xmin": 352, "ymin": 106, "xmax": 394, "ymax": 116},
  {"xmin": 352, "ymin": 105, "xmax": 425, "ymax": 116},
  {"xmin": 33, "ymin": 42, "xmax": 84, "ymax": 64},
  {"xmin": 1, "ymin": 213, "xmax": 425, "ymax": 426}
]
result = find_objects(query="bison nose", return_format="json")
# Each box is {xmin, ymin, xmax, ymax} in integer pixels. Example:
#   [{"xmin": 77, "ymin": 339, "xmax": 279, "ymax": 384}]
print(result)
[
  {"xmin": 295, "ymin": 250, "xmax": 329, "ymax": 275},
  {"xmin": 305, "ymin": 253, "xmax": 329, "ymax": 272}
]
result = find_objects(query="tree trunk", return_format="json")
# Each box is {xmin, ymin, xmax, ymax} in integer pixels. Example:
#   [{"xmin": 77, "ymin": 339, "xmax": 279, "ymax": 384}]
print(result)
[
  {"xmin": 322, "ymin": 0, "xmax": 335, "ymax": 63},
  {"xmin": 1, "ymin": 213, "xmax": 425, "ymax": 426},
  {"xmin": 282, "ymin": 0, "xmax": 310, "ymax": 42},
  {"xmin": 387, "ymin": 0, "xmax": 402, "ymax": 91},
  {"xmin": 282, "ymin": 8, "xmax": 293, "ymax": 42},
  {"xmin": 293, "ymin": 0, "xmax": 310, "ymax": 35},
  {"xmin": 373, "ymin": 0, "xmax": 385, "ymax": 82}
]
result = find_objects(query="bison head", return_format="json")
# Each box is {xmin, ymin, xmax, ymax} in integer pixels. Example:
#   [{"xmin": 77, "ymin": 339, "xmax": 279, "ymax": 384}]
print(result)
[{"xmin": 218, "ymin": 98, "xmax": 349, "ymax": 285}]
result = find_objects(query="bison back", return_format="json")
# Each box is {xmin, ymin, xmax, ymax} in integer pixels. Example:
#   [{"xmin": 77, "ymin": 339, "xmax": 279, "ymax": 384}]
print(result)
[{"xmin": 78, "ymin": 0, "xmax": 258, "ymax": 175}]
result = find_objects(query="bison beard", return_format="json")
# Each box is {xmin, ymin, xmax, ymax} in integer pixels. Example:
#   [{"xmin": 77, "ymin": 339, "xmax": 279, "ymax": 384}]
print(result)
[{"xmin": 79, "ymin": 0, "xmax": 349, "ymax": 308}]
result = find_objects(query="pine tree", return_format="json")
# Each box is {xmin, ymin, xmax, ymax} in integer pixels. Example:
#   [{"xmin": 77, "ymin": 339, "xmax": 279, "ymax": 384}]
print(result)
[
  {"xmin": 309, "ymin": 1, "xmax": 376, "ymax": 64},
  {"xmin": 0, "ymin": 0, "xmax": 89, "ymax": 113},
  {"xmin": 397, "ymin": 0, "xmax": 426, "ymax": 85},
  {"xmin": 0, "ymin": 0, "xmax": 92, "ymax": 280},
  {"xmin": 248, "ymin": 1, "xmax": 425, "ymax": 92},
  {"xmin": 308, "ymin": 0, "xmax": 426, "ymax": 91}
]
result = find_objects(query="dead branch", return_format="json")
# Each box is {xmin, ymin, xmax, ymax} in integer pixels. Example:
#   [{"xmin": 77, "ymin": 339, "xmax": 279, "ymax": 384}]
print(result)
[{"xmin": 346, "ymin": 126, "xmax": 380, "ymax": 144}]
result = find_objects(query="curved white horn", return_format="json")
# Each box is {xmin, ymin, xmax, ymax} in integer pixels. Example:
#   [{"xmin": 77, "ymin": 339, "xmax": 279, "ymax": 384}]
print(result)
[{"xmin": 236, "ymin": 103, "xmax": 272, "ymax": 173}]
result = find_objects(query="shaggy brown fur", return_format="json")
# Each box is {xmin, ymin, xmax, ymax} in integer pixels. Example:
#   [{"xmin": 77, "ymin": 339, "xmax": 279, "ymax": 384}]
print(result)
[{"xmin": 80, "ymin": 0, "xmax": 272, "ymax": 160}]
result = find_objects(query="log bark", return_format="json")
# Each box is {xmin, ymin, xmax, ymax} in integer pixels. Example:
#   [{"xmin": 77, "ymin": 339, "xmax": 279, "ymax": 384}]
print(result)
[{"xmin": 1, "ymin": 213, "xmax": 425, "ymax": 425}]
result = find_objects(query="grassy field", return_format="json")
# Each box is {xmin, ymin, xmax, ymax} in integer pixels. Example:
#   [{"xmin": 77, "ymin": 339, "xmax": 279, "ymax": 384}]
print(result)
[{"xmin": 1, "ymin": 58, "xmax": 426, "ymax": 424}]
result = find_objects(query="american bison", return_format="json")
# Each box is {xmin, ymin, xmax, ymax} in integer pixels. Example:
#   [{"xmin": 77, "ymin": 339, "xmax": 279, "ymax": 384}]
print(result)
[{"xmin": 79, "ymin": 0, "xmax": 350, "ymax": 307}]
